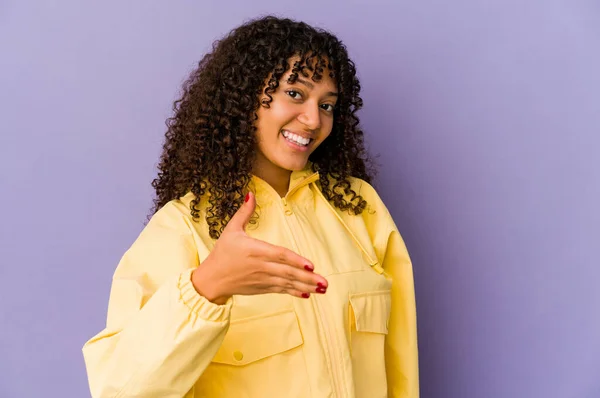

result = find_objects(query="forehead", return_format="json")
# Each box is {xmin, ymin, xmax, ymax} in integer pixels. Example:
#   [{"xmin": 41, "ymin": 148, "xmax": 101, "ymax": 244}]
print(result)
[{"xmin": 283, "ymin": 54, "xmax": 337, "ymax": 89}]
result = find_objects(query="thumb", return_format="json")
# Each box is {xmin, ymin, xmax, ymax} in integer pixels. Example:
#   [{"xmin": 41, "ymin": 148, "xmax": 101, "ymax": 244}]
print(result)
[{"xmin": 228, "ymin": 191, "xmax": 256, "ymax": 231}]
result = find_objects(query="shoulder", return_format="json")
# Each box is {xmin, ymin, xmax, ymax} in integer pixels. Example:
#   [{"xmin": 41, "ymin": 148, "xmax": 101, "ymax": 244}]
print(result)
[
  {"xmin": 343, "ymin": 176, "xmax": 397, "ymax": 236},
  {"xmin": 112, "ymin": 194, "xmax": 200, "ymax": 280},
  {"xmin": 145, "ymin": 192, "xmax": 198, "ymax": 234},
  {"xmin": 342, "ymin": 177, "xmax": 409, "ymax": 266},
  {"xmin": 346, "ymin": 176, "xmax": 379, "ymax": 201},
  {"xmin": 324, "ymin": 175, "xmax": 382, "ymax": 203},
  {"xmin": 347, "ymin": 177, "xmax": 392, "ymax": 218}
]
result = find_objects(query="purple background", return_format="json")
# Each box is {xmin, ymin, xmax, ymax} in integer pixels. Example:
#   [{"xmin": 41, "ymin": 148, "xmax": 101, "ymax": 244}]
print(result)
[{"xmin": 1, "ymin": 1, "xmax": 599, "ymax": 397}]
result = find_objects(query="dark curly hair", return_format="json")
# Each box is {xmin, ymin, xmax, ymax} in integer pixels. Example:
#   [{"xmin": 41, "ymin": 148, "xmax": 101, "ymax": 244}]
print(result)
[{"xmin": 150, "ymin": 15, "xmax": 377, "ymax": 239}]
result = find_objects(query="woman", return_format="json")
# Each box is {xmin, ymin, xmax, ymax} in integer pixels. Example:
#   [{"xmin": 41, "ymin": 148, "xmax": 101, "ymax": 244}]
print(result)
[{"xmin": 83, "ymin": 15, "xmax": 419, "ymax": 398}]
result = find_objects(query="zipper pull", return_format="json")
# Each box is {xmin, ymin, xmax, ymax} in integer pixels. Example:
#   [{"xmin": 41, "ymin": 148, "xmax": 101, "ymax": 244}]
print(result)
[
  {"xmin": 282, "ymin": 197, "xmax": 293, "ymax": 216},
  {"xmin": 371, "ymin": 261, "xmax": 384, "ymax": 275}
]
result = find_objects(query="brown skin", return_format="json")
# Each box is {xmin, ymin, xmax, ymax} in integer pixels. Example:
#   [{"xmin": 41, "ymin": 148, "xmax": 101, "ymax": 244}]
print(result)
[
  {"xmin": 192, "ymin": 192, "xmax": 328, "ymax": 304},
  {"xmin": 253, "ymin": 59, "xmax": 338, "ymax": 195},
  {"xmin": 191, "ymin": 62, "xmax": 336, "ymax": 303},
  {"xmin": 151, "ymin": 16, "xmax": 376, "ymax": 241}
]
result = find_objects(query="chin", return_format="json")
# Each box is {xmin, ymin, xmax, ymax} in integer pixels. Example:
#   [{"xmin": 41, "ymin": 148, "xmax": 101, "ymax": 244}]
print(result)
[{"xmin": 277, "ymin": 158, "xmax": 308, "ymax": 172}]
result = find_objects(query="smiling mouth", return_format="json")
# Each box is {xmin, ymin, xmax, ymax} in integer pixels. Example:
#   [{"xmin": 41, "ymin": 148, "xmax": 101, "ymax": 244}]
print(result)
[{"xmin": 281, "ymin": 130, "xmax": 313, "ymax": 147}]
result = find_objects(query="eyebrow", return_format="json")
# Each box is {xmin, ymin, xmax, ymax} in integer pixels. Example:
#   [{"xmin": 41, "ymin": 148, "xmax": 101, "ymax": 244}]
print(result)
[{"xmin": 295, "ymin": 77, "xmax": 339, "ymax": 97}]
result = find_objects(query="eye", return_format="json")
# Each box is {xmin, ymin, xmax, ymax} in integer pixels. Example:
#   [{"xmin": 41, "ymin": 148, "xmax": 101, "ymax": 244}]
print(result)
[
  {"xmin": 286, "ymin": 90, "xmax": 303, "ymax": 100},
  {"xmin": 320, "ymin": 104, "xmax": 335, "ymax": 112}
]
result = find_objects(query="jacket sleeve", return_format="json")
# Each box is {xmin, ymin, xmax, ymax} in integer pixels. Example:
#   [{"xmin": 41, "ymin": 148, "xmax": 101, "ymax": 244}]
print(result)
[
  {"xmin": 382, "ymin": 224, "xmax": 419, "ymax": 398},
  {"xmin": 360, "ymin": 180, "xmax": 419, "ymax": 397},
  {"xmin": 82, "ymin": 201, "xmax": 232, "ymax": 398}
]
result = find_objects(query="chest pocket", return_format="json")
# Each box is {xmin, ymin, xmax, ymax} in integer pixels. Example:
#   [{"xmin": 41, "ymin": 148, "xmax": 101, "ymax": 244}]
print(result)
[
  {"xmin": 349, "ymin": 290, "xmax": 392, "ymax": 337},
  {"xmin": 198, "ymin": 308, "xmax": 310, "ymax": 397},
  {"xmin": 212, "ymin": 309, "xmax": 303, "ymax": 366},
  {"xmin": 348, "ymin": 290, "xmax": 392, "ymax": 398}
]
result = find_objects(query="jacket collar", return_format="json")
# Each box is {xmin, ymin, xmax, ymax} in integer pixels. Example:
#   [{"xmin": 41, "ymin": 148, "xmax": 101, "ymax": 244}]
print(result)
[{"xmin": 250, "ymin": 161, "xmax": 319, "ymax": 201}]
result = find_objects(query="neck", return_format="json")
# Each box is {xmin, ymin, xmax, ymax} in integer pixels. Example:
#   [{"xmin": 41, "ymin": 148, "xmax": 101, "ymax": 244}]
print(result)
[{"xmin": 252, "ymin": 159, "xmax": 292, "ymax": 198}]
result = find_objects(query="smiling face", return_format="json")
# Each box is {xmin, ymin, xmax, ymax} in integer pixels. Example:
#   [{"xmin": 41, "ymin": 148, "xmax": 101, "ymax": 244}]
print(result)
[{"xmin": 253, "ymin": 58, "xmax": 339, "ymax": 179}]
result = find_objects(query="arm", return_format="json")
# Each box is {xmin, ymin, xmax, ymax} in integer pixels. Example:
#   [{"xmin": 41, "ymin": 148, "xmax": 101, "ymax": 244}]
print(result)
[
  {"xmin": 82, "ymin": 201, "xmax": 232, "ymax": 398},
  {"xmin": 357, "ymin": 179, "xmax": 419, "ymax": 397},
  {"xmin": 383, "ymin": 226, "xmax": 419, "ymax": 397}
]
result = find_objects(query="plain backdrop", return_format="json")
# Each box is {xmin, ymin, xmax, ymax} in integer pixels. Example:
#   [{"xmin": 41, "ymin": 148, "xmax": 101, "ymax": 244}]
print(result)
[{"xmin": 1, "ymin": 1, "xmax": 599, "ymax": 397}]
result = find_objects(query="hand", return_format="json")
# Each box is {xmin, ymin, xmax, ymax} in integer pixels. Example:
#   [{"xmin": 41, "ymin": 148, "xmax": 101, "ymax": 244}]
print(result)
[{"xmin": 192, "ymin": 192, "xmax": 328, "ymax": 304}]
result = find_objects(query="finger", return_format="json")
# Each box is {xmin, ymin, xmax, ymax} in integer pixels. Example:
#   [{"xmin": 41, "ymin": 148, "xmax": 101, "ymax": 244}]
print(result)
[
  {"xmin": 291, "ymin": 290, "xmax": 311, "ymax": 299},
  {"xmin": 265, "ymin": 263, "xmax": 328, "ymax": 291},
  {"xmin": 266, "ymin": 276, "xmax": 316, "ymax": 298},
  {"xmin": 254, "ymin": 239, "xmax": 316, "ymax": 272},
  {"xmin": 226, "ymin": 191, "xmax": 256, "ymax": 231}
]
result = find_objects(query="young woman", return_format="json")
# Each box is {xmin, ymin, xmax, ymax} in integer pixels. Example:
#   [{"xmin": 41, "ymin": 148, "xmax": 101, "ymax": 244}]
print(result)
[{"xmin": 83, "ymin": 15, "xmax": 419, "ymax": 398}]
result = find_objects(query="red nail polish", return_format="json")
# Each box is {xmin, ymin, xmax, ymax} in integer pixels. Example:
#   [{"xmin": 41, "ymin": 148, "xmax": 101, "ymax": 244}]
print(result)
[
  {"xmin": 302, "ymin": 293, "xmax": 310, "ymax": 298},
  {"xmin": 304, "ymin": 265, "xmax": 314, "ymax": 272},
  {"xmin": 245, "ymin": 193, "xmax": 250, "ymax": 202},
  {"xmin": 317, "ymin": 282, "xmax": 326, "ymax": 289},
  {"xmin": 316, "ymin": 287, "xmax": 326, "ymax": 294}
]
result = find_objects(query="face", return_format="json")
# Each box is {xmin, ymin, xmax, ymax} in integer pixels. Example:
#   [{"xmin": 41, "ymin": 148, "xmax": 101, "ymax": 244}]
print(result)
[{"xmin": 253, "ymin": 58, "xmax": 338, "ymax": 175}]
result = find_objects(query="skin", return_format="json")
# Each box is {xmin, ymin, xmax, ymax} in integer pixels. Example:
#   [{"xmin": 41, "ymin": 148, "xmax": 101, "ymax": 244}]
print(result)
[
  {"xmin": 191, "ymin": 57, "xmax": 337, "ymax": 304},
  {"xmin": 253, "ymin": 58, "xmax": 338, "ymax": 196}
]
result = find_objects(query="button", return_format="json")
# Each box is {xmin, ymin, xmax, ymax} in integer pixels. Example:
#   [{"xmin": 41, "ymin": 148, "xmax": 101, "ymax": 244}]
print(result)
[
  {"xmin": 284, "ymin": 209, "xmax": 293, "ymax": 216},
  {"xmin": 233, "ymin": 351, "xmax": 244, "ymax": 361}
]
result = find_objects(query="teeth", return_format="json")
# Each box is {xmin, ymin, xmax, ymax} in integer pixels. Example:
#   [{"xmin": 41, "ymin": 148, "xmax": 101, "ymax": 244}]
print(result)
[{"xmin": 282, "ymin": 130, "xmax": 311, "ymax": 146}]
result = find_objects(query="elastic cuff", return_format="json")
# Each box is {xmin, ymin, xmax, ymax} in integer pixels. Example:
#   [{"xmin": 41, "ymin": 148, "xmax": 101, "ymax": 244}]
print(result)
[{"xmin": 177, "ymin": 268, "xmax": 233, "ymax": 321}]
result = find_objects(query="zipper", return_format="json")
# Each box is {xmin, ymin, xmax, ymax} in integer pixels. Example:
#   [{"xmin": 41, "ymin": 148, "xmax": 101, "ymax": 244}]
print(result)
[
  {"xmin": 311, "ymin": 287, "xmax": 347, "ymax": 397},
  {"xmin": 275, "ymin": 173, "xmax": 347, "ymax": 397}
]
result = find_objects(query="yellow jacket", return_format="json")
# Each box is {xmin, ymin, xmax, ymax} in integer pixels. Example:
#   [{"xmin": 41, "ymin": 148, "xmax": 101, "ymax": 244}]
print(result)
[{"xmin": 82, "ymin": 165, "xmax": 419, "ymax": 397}]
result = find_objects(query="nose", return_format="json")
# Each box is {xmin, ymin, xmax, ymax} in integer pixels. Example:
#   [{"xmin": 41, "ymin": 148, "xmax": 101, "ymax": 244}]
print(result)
[{"xmin": 297, "ymin": 103, "xmax": 321, "ymax": 131}]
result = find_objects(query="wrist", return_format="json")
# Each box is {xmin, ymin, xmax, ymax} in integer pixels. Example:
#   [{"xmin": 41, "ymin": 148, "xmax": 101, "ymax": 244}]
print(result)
[{"xmin": 191, "ymin": 262, "xmax": 230, "ymax": 305}]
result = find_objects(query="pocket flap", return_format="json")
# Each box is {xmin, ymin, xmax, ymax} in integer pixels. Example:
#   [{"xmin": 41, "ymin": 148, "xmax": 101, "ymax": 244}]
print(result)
[
  {"xmin": 212, "ymin": 309, "xmax": 303, "ymax": 366},
  {"xmin": 349, "ymin": 290, "xmax": 392, "ymax": 334}
]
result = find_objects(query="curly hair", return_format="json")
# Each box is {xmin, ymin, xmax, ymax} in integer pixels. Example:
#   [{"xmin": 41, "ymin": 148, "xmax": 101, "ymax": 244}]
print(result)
[{"xmin": 150, "ymin": 15, "xmax": 377, "ymax": 239}]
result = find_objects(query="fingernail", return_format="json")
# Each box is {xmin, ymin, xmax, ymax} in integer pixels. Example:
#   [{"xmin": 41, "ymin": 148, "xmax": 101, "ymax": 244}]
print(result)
[
  {"xmin": 302, "ymin": 293, "xmax": 310, "ymax": 299},
  {"xmin": 304, "ymin": 265, "xmax": 314, "ymax": 272},
  {"xmin": 317, "ymin": 282, "xmax": 326, "ymax": 289},
  {"xmin": 245, "ymin": 193, "xmax": 250, "ymax": 203},
  {"xmin": 316, "ymin": 287, "xmax": 326, "ymax": 294}
]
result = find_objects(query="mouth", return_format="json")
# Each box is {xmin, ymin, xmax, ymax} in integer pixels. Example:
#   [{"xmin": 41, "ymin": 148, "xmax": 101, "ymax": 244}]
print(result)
[{"xmin": 281, "ymin": 130, "xmax": 314, "ymax": 150}]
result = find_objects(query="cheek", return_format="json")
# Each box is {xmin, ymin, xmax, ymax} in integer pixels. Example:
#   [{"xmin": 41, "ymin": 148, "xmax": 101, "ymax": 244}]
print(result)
[
  {"xmin": 313, "ymin": 131, "xmax": 332, "ymax": 150},
  {"xmin": 320, "ymin": 119, "xmax": 334, "ymax": 140},
  {"xmin": 256, "ymin": 102, "xmax": 295, "ymax": 130},
  {"xmin": 272, "ymin": 105, "xmax": 297, "ymax": 124},
  {"xmin": 254, "ymin": 109, "xmax": 274, "ymax": 141}
]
